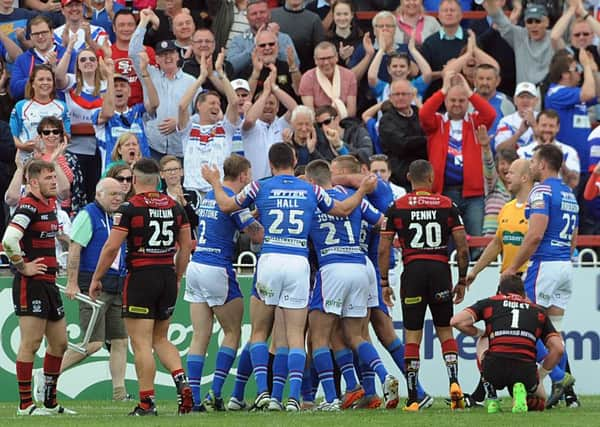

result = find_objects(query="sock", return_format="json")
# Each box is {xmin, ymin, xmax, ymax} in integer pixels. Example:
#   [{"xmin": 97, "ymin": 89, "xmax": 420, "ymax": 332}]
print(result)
[
  {"xmin": 250, "ymin": 342, "xmax": 269, "ymax": 394},
  {"xmin": 16, "ymin": 360, "xmax": 33, "ymax": 410},
  {"xmin": 386, "ymin": 338, "xmax": 426, "ymax": 399},
  {"xmin": 232, "ymin": 344, "xmax": 252, "ymax": 400},
  {"xmin": 271, "ymin": 347, "xmax": 289, "ymax": 402},
  {"xmin": 482, "ymin": 377, "xmax": 497, "ymax": 400},
  {"xmin": 359, "ymin": 362, "xmax": 376, "ymax": 396},
  {"xmin": 43, "ymin": 353, "xmax": 62, "ymax": 408},
  {"xmin": 334, "ymin": 348, "xmax": 359, "ymax": 391},
  {"xmin": 139, "ymin": 389, "xmax": 155, "ymax": 410},
  {"xmin": 171, "ymin": 368, "xmax": 189, "ymax": 399},
  {"xmin": 441, "ymin": 339, "xmax": 459, "ymax": 385},
  {"xmin": 287, "ymin": 348, "xmax": 306, "ymax": 401},
  {"xmin": 212, "ymin": 346, "xmax": 236, "ymax": 398},
  {"xmin": 357, "ymin": 342, "xmax": 388, "ymax": 383},
  {"xmin": 187, "ymin": 354, "xmax": 205, "ymax": 405},
  {"xmin": 301, "ymin": 363, "xmax": 314, "ymax": 402},
  {"xmin": 313, "ymin": 347, "xmax": 337, "ymax": 403},
  {"xmin": 404, "ymin": 343, "xmax": 420, "ymax": 403}
]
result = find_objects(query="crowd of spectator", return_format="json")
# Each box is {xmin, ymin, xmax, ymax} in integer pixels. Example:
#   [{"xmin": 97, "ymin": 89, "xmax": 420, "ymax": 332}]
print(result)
[{"xmin": 2, "ymin": 0, "xmax": 600, "ymax": 255}]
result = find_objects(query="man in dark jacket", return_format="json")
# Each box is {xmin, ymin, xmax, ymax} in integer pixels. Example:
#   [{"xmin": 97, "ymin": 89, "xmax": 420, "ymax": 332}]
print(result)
[{"xmin": 378, "ymin": 80, "xmax": 427, "ymax": 189}]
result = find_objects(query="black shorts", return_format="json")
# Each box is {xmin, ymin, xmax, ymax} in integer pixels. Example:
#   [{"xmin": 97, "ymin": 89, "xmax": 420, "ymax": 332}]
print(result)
[
  {"xmin": 482, "ymin": 353, "xmax": 539, "ymax": 394},
  {"xmin": 400, "ymin": 260, "xmax": 453, "ymax": 330},
  {"xmin": 12, "ymin": 274, "xmax": 64, "ymax": 321},
  {"xmin": 122, "ymin": 268, "xmax": 177, "ymax": 320}
]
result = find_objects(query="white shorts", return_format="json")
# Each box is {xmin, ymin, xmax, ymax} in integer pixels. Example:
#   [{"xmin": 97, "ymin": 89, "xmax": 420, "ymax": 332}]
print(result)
[
  {"xmin": 365, "ymin": 257, "xmax": 379, "ymax": 308},
  {"xmin": 254, "ymin": 253, "xmax": 310, "ymax": 309},
  {"xmin": 310, "ymin": 263, "xmax": 369, "ymax": 318},
  {"xmin": 184, "ymin": 262, "xmax": 242, "ymax": 307},
  {"xmin": 524, "ymin": 260, "xmax": 573, "ymax": 309}
]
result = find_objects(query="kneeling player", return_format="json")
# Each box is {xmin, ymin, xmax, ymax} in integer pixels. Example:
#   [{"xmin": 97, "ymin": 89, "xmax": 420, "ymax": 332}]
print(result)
[{"xmin": 451, "ymin": 275, "xmax": 564, "ymax": 413}]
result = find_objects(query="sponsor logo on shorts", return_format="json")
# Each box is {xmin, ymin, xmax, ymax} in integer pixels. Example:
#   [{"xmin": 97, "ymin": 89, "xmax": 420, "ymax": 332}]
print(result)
[
  {"xmin": 325, "ymin": 299, "xmax": 342, "ymax": 308},
  {"xmin": 404, "ymin": 296, "xmax": 422, "ymax": 305},
  {"xmin": 128, "ymin": 305, "xmax": 149, "ymax": 314},
  {"xmin": 256, "ymin": 282, "xmax": 274, "ymax": 298},
  {"xmin": 31, "ymin": 299, "xmax": 42, "ymax": 313}
]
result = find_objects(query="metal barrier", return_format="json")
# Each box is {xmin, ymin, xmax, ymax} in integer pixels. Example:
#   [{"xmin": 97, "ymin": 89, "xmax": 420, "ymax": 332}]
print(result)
[{"xmin": 234, "ymin": 250, "xmax": 257, "ymax": 274}]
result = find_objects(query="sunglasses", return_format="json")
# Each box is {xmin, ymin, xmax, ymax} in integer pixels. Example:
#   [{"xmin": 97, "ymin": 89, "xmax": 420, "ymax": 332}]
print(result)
[
  {"xmin": 369, "ymin": 154, "xmax": 389, "ymax": 162},
  {"xmin": 573, "ymin": 32, "xmax": 591, "ymax": 37},
  {"xmin": 257, "ymin": 42, "xmax": 276, "ymax": 48},
  {"xmin": 41, "ymin": 129, "xmax": 62, "ymax": 136},
  {"xmin": 525, "ymin": 18, "xmax": 542, "ymax": 24},
  {"xmin": 79, "ymin": 56, "xmax": 97, "ymax": 63},
  {"xmin": 317, "ymin": 116, "xmax": 336, "ymax": 126},
  {"xmin": 115, "ymin": 175, "xmax": 133, "ymax": 183}
]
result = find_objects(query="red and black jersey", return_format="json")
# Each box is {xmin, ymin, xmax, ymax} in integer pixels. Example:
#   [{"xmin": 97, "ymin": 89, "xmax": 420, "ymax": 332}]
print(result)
[
  {"xmin": 8, "ymin": 194, "xmax": 58, "ymax": 282},
  {"xmin": 112, "ymin": 192, "xmax": 190, "ymax": 269},
  {"xmin": 381, "ymin": 191, "xmax": 464, "ymax": 265},
  {"xmin": 466, "ymin": 293, "xmax": 560, "ymax": 363}
]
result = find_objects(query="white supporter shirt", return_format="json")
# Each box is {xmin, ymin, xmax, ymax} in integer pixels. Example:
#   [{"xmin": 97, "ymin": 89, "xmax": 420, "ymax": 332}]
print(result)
[
  {"xmin": 241, "ymin": 115, "xmax": 290, "ymax": 180},
  {"xmin": 494, "ymin": 111, "xmax": 537, "ymax": 150},
  {"xmin": 54, "ymin": 24, "xmax": 109, "ymax": 53},
  {"xmin": 180, "ymin": 115, "xmax": 237, "ymax": 192},
  {"xmin": 518, "ymin": 140, "xmax": 581, "ymax": 174}
]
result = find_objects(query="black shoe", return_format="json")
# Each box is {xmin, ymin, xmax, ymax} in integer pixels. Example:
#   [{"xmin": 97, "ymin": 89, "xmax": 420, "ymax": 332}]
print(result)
[
  {"xmin": 564, "ymin": 385, "xmax": 580, "ymax": 408},
  {"xmin": 192, "ymin": 404, "xmax": 207, "ymax": 412},
  {"xmin": 128, "ymin": 404, "xmax": 158, "ymax": 416}
]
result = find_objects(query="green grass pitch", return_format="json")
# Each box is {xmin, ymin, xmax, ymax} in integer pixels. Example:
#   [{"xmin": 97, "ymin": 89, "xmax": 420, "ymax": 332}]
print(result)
[{"xmin": 2, "ymin": 397, "xmax": 600, "ymax": 426}]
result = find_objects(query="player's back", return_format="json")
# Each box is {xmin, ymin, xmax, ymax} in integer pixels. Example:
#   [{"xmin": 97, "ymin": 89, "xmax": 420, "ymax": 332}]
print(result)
[
  {"xmin": 387, "ymin": 191, "xmax": 464, "ymax": 265},
  {"xmin": 527, "ymin": 177, "xmax": 579, "ymax": 261},
  {"xmin": 114, "ymin": 191, "xmax": 188, "ymax": 269}
]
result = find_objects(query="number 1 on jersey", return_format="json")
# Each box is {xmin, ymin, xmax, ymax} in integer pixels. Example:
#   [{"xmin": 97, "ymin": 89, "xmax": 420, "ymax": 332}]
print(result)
[{"xmin": 511, "ymin": 308, "xmax": 520, "ymax": 328}]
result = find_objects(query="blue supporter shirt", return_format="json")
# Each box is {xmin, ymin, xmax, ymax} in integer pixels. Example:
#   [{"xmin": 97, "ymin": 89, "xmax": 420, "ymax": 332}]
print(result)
[
  {"xmin": 525, "ymin": 177, "xmax": 579, "ymax": 261},
  {"xmin": 192, "ymin": 186, "xmax": 256, "ymax": 267},
  {"xmin": 234, "ymin": 174, "xmax": 334, "ymax": 256},
  {"xmin": 545, "ymin": 83, "xmax": 595, "ymax": 170},
  {"xmin": 310, "ymin": 186, "xmax": 381, "ymax": 267},
  {"xmin": 89, "ymin": 2, "xmax": 125, "ymax": 43},
  {"xmin": 445, "ymin": 126, "xmax": 464, "ymax": 186}
]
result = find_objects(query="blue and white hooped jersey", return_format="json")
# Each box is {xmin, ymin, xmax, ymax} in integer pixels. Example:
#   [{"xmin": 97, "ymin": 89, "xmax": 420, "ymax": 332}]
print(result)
[
  {"xmin": 526, "ymin": 177, "xmax": 579, "ymax": 261},
  {"xmin": 234, "ymin": 174, "xmax": 334, "ymax": 257},
  {"xmin": 310, "ymin": 186, "xmax": 382, "ymax": 267},
  {"xmin": 192, "ymin": 187, "xmax": 256, "ymax": 267}
]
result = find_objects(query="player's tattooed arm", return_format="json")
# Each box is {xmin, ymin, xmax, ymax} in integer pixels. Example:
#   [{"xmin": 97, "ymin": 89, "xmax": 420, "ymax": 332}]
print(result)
[
  {"xmin": 66, "ymin": 242, "xmax": 82, "ymax": 299},
  {"xmin": 244, "ymin": 221, "xmax": 264, "ymax": 245}
]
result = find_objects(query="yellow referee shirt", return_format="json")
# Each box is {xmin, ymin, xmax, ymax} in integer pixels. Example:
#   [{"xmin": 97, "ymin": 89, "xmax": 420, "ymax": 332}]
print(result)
[{"xmin": 496, "ymin": 199, "xmax": 529, "ymax": 273}]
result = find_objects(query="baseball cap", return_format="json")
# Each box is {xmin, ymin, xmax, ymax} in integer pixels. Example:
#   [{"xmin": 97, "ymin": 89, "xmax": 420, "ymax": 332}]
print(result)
[
  {"xmin": 514, "ymin": 82, "xmax": 537, "ymax": 97},
  {"xmin": 113, "ymin": 74, "xmax": 129, "ymax": 82},
  {"xmin": 155, "ymin": 40, "xmax": 178, "ymax": 55},
  {"xmin": 524, "ymin": 4, "xmax": 548, "ymax": 21},
  {"xmin": 61, "ymin": 0, "xmax": 82, "ymax": 6},
  {"xmin": 231, "ymin": 79, "xmax": 250, "ymax": 92}
]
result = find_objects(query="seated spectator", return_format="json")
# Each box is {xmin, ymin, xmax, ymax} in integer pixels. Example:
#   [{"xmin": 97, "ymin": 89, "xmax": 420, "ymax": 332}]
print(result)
[
  {"xmin": 421, "ymin": 0, "xmax": 468, "ymax": 99},
  {"xmin": 299, "ymin": 42, "xmax": 357, "ymax": 119},
  {"xmin": 324, "ymin": 0, "xmax": 363, "ymax": 68},
  {"xmin": 38, "ymin": 116, "xmax": 85, "ymax": 216},
  {"xmin": 394, "ymin": 0, "xmax": 440, "ymax": 45},
  {"xmin": 88, "ymin": 0, "xmax": 126, "ymax": 43},
  {"xmin": 271, "ymin": 0, "xmax": 324, "ymax": 72},
  {"xmin": 54, "ymin": 0, "xmax": 109, "ymax": 53},
  {"xmin": 172, "ymin": 11, "xmax": 196, "ymax": 59},
  {"xmin": 105, "ymin": 162, "xmax": 133, "ymax": 199},
  {"xmin": 177, "ymin": 52, "xmax": 239, "ymax": 196},
  {"xmin": 495, "ymin": 81, "xmax": 539, "ymax": 152},
  {"xmin": 368, "ymin": 36, "xmax": 432, "ymax": 104},
  {"xmin": 315, "ymin": 105, "xmax": 372, "ymax": 161},
  {"xmin": 10, "ymin": 65, "xmax": 71, "ymax": 163},
  {"xmin": 93, "ymin": 57, "xmax": 156, "ymax": 169},
  {"xmin": 226, "ymin": 0, "xmax": 299, "ymax": 76},
  {"xmin": 379, "ymin": 79, "xmax": 427, "ymax": 189},
  {"xmin": 545, "ymin": 49, "xmax": 597, "ymax": 173},
  {"xmin": 129, "ymin": 10, "xmax": 197, "ymax": 161},
  {"xmin": 482, "ymin": 0, "xmax": 553, "ymax": 86},
  {"xmin": 239, "ymin": 29, "xmax": 299, "ymax": 99},
  {"xmin": 283, "ymin": 104, "xmax": 321, "ymax": 166},
  {"xmin": 109, "ymin": 132, "xmax": 142, "ymax": 167},
  {"xmin": 517, "ymin": 109, "xmax": 580, "ymax": 189},
  {"xmin": 209, "ymin": 0, "xmax": 250, "ymax": 52},
  {"xmin": 102, "ymin": 9, "xmax": 157, "ymax": 107},
  {"xmin": 473, "ymin": 64, "xmax": 515, "ymax": 135},
  {"xmin": 242, "ymin": 67, "xmax": 296, "ymax": 179},
  {"xmin": 419, "ymin": 72, "xmax": 496, "ymax": 239},
  {"xmin": 10, "ymin": 15, "xmax": 76, "ymax": 100}
]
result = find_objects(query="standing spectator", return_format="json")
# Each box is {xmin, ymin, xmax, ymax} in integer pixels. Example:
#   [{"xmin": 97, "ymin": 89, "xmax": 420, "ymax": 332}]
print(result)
[
  {"xmin": 473, "ymin": 63, "xmax": 515, "ymax": 135},
  {"xmin": 62, "ymin": 48, "xmax": 106, "ymax": 203},
  {"xmin": 88, "ymin": 0, "xmax": 125, "ymax": 43},
  {"xmin": 545, "ymin": 49, "xmax": 598, "ymax": 173},
  {"xmin": 54, "ymin": 0, "xmax": 109, "ymax": 53},
  {"xmin": 103, "ymin": 9, "xmax": 157, "ymax": 107},
  {"xmin": 226, "ymin": 0, "xmax": 299, "ymax": 76},
  {"xmin": 172, "ymin": 11, "xmax": 196, "ymax": 59},
  {"xmin": 299, "ymin": 42, "xmax": 357, "ymax": 119},
  {"xmin": 93, "ymin": 56, "xmax": 157, "ymax": 169},
  {"xmin": 482, "ymin": 0, "xmax": 553, "ymax": 86},
  {"xmin": 271, "ymin": 0, "xmax": 324, "ymax": 72},
  {"xmin": 420, "ymin": 0, "xmax": 468, "ymax": 99},
  {"xmin": 419, "ymin": 72, "xmax": 496, "ymax": 240},
  {"xmin": 324, "ymin": 0, "xmax": 363, "ymax": 69},
  {"xmin": 379, "ymin": 79, "xmax": 427, "ymax": 189},
  {"xmin": 242, "ymin": 67, "xmax": 296, "ymax": 179},
  {"xmin": 10, "ymin": 65, "xmax": 71, "ymax": 163},
  {"xmin": 495, "ymin": 82, "xmax": 539, "ymax": 152},
  {"xmin": 209, "ymin": 0, "xmax": 250, "ymax": 52},
  {"xmin": 394, "ymin": 0, "xmax": 440, "ymax": 45},
  {"xmin": 129, "ymin": 9, "xmax": 196, "ymax": 161},
  {"xmin": 142, "ymin": 0, "xmax": 183, "ymax": 46},
  {"xmin": 10, "ymin": 15, "xmax": 76, "ymax": 100}
]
